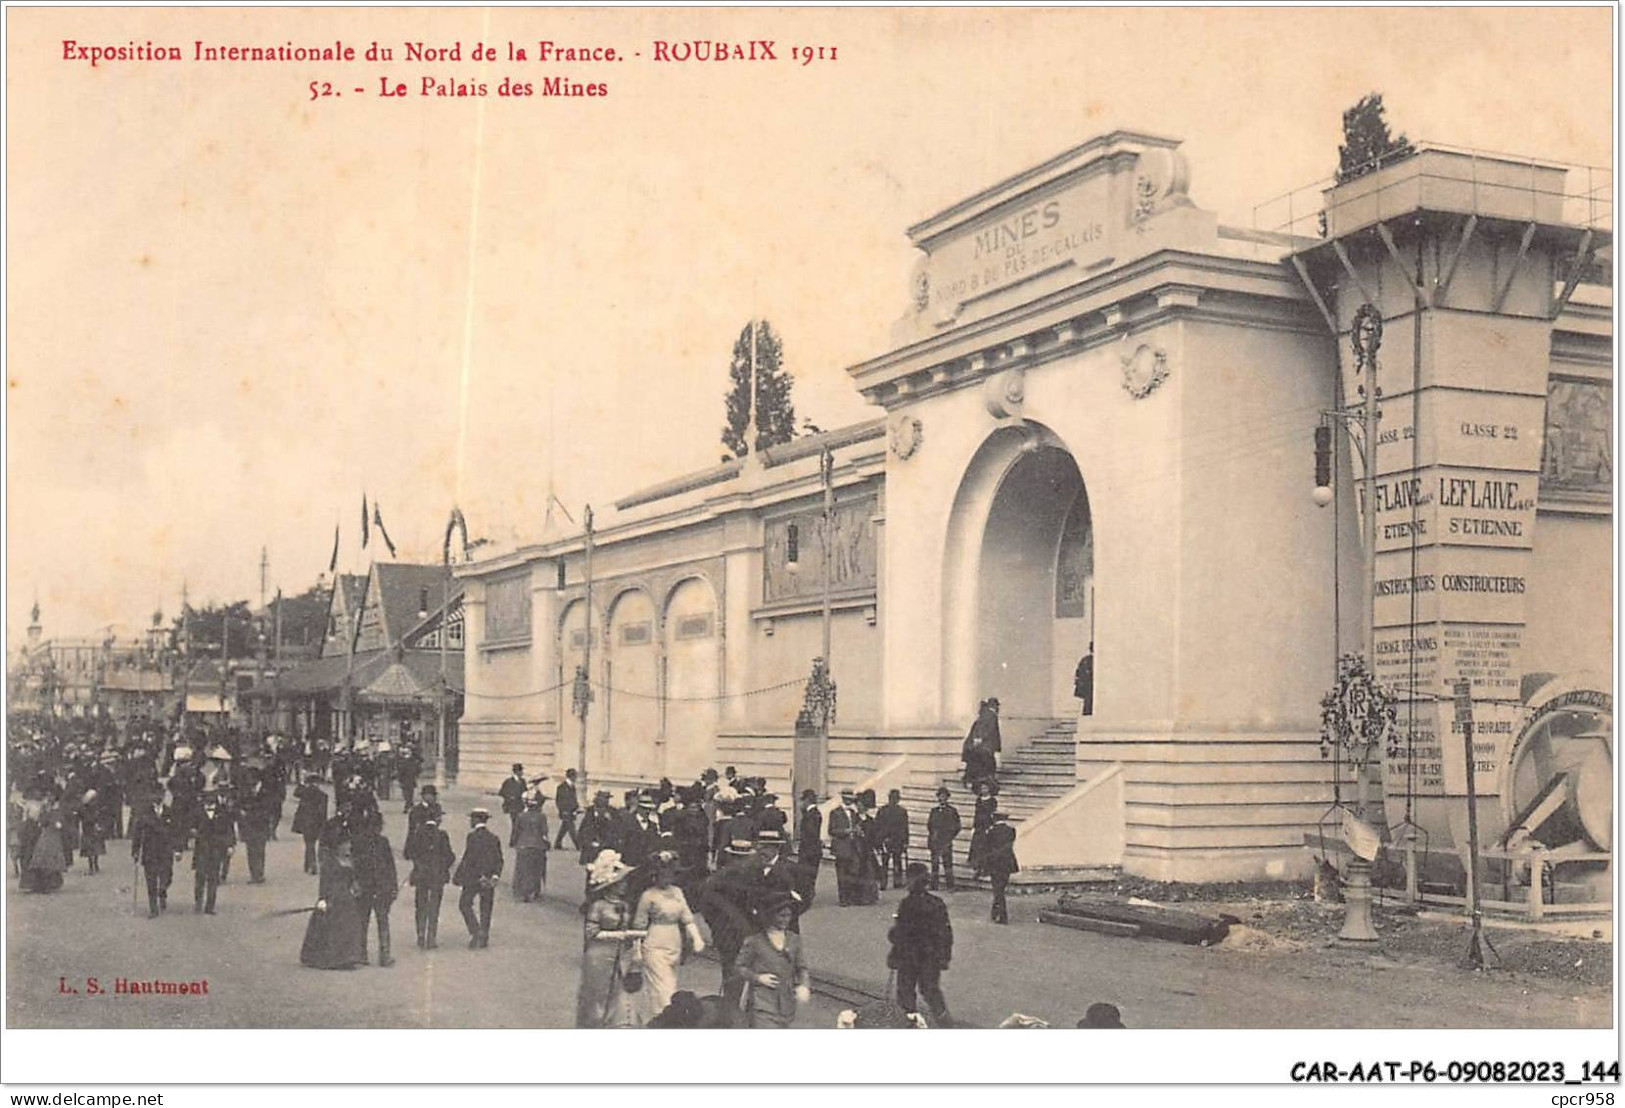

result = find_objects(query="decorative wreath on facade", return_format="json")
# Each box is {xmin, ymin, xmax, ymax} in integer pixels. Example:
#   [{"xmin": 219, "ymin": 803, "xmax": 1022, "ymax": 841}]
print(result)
[
  {"xmin": 1319, "ymin": 652, "xmax": 1398, "ymax": 773},
  {"xmin": 799, "ymin": 656, "xmax": 838, "ymax": 729}
]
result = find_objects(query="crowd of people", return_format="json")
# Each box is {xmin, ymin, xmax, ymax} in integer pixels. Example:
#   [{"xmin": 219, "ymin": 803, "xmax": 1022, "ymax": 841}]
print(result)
[{"xmin": 8, "ymin": 702, "xmax": 1128, "ymax": 1029}]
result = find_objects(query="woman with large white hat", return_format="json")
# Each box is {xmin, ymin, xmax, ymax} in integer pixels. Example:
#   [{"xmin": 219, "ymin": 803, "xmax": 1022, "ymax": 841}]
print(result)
[{"xmin": 576, "ymin": 850, "xmax": 647, "ymax": 1028}]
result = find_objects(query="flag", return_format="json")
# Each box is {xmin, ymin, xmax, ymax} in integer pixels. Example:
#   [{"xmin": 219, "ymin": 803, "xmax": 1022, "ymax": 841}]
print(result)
[
  {"xmin": 361, "ymin": 494, "xmax": 370, "ymax": 549},
  {"xmin": 372, "ymin": 502, "xmax": 397, "ymax": 559},
  {"xmin": 328, "ymin": 524, "xmax": 340, "ymax": 573}
]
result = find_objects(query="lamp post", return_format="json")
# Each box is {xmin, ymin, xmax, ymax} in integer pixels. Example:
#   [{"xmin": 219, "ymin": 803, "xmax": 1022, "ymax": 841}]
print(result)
[
  {"xmin": 1351, "ymin": 303, "xmax": 1382, "ymax": 672},
  {"xmin": 1316, "ymin": 302, "xmax": 1385, "ymax": 944},
  {"xmin": 788, "ymin": 446, "xmax": 836, "ymax": 803},
  {"xmin": 438, "ymin": 508, "xmax": 470, "ymax": 791},
  {"xmin": 818, "ymin": 444, "xmax": 834, "ymax": 796},
  {"xmin": 577, "ymin": 505, "xmax": 595, "ymax": 790},
  {"xmin": 438, "ymin": 559, "xmax": 449, "ymax": 791}
]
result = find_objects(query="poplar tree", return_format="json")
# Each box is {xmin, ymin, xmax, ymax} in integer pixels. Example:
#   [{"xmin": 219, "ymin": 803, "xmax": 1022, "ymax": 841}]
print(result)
[{"xmin": 721, "ymin": 319, "xmax": 797, "ymax": 459}]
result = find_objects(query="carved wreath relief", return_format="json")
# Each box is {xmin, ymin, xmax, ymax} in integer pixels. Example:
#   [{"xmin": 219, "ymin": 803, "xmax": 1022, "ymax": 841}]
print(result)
[
  {"xmin": 1120, "ymin": 344, "xmax": 1170, "ymax": 399},
  {"xmin": 889, "ymin": 414, "xmax": 923, "ymax": 460}
]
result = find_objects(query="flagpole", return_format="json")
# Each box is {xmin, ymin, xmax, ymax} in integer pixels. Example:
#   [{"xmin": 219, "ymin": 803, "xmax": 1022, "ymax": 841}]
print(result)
[
  {"xmin": 273, "ymin": 586, "xmax": 283, "ymax": 737},
  {"xmin": 746, "ymin": 319, "xmax": 758, "ymax": 456}
]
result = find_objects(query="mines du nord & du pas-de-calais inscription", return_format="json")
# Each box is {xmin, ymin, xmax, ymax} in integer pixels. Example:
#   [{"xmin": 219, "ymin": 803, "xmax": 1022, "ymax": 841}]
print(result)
[{"xmin": 59, "ymin": 38, "xmax": 841, "ymax": 101}]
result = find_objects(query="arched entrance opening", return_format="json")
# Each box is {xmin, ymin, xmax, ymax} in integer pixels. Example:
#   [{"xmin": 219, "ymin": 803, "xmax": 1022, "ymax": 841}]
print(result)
[
  {"xmin": 943, "ymin": 424, "xmax": 1093, "ymax": 727},
  {"xmin": 663, "ymin": 576, "xmax": 721, "ymax": 780},
  {"xmin": 605, "ymin": 588, "xmax": 659, "ymax": 777}
]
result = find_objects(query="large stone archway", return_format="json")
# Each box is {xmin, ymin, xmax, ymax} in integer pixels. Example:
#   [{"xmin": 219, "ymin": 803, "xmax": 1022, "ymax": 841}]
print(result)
[
  {"xmin": 604, "ymin": 588, "xmax": 659, "ymax": 777},
  {"xmin": 942, "ymin": 423, "xmax": 1092, "ymax": 727},
  {"xmin": 662, "ymin": 575, "xmax": 722, "ymax": 780}
]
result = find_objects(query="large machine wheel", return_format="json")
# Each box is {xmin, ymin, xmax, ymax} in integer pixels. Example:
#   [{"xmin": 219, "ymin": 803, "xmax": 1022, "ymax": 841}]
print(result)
[{"xmin": 1498, "ymin": 673, "xmax": 1612, "ymax": 899}]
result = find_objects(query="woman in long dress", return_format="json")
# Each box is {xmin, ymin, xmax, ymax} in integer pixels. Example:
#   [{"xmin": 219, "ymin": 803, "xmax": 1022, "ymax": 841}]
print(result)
[
  {"xmin": 851, "ymin": 793, "xmax": 881, "ymax": 906},
  {"xmin": 78, "ymin": 789, "xmax": 106, "ymax": 875},
  {"xmin": 961, "ymin": 698, "xmax": 1002, "ymax": 787},
  {"xmin": 576, "ymin": 850, "xmax": 648, "ymax": 1028},
  {"xmin": 968, "ymin": 780, "xmax": 999, "ymax": 876},
  {"xmin": 631, "ymin": 852, "xmax": 705, "ymax": 1021},
  {"xmin": 301, "ymin": 834, "xmax": 367, "ymax": 969},
  {"xmin": 23, "ymin": 797, "xmax": 69, "ymax": 894},
  {"xmin": 512, "ymin": 794, "xmax": 549, "ymax": 902}
]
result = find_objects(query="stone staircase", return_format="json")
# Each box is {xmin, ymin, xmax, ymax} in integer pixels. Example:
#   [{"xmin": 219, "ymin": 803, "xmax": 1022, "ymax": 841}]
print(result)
[{"xmin": 899, "ymin": 719, "xmax": 1082, "ymax": 885}]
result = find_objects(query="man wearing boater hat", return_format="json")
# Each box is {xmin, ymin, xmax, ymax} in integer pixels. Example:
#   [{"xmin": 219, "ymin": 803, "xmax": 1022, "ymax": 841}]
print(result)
[
  {"xmin": 826, "ymin": 788, "xmax": 862, "ymax": 907},
  {"xmin": 698, "ymin": 837, "xmax": 759, "ymax": 1006},
  {"xmin": 453, "ymin": 808, "xmax": 504, "ymax": 949},
  {"xmin": 621, "ymin": 790, "xmax": 664, "ymax": 869}
]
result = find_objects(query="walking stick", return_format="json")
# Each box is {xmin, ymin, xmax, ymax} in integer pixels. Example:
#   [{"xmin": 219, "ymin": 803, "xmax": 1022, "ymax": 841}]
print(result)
[{"xmin": 133, "ymin": 859, "xmax": 141, "ymax": 915}]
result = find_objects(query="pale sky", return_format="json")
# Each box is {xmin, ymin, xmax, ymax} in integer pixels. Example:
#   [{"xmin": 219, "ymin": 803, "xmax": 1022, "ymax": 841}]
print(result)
[{"xmin": 5, "ymin": 6, "xmax": 1612, "ymax": 641}]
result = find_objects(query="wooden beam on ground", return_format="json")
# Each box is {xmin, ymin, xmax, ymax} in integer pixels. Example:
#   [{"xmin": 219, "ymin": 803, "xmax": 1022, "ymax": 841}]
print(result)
[
  {"xmin": 1037, "ymin": 911, "xmax": 1141, "ymax": 938},
  {"xmin": 1053, "ymin": 893, "xmax": 1233, "ymax": 945}
]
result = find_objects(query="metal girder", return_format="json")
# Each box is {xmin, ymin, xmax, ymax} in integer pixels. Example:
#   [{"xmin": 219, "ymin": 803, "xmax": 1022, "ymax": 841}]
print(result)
[
  {"xmin": 1435, "ymin": 214, "xmax": 1477, "ymax": 305},
  {"xmin": 1376, "ymin": 221, "xmax": 1431, "ymax": 308},
  {"xmin": 1290, "ymin": 254, "xmax": 1339, "ymax": 335},
  {"xmin": 1331, "ymin": 239, "xmax": 1379, "ymax": 307},
  {"xmin": 1492, "ymin": 222, "xmax": 1538, "ymax": 314},
  {"xmin": 1551, "ymin": 228, "xmax": 1596, "ymax": 320}
]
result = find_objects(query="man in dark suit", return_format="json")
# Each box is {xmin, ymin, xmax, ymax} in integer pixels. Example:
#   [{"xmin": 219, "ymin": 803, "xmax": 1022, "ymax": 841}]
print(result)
[
  {"xmin": 621, "ymin": 792, "xmax": 663, "ymax": 868},
  {"xmin": 874, "ymin": 788, "xmax": 910, "ymax": 890},
  {"xmin": 699, "ymin": 840, "xmax": 758, "ymax": 1006},
  {"xmin": 553, "ymin": 768, "xmax": 581, "ymax": 850},
  {"xmin": 262, "ymin": 752, "xmax": 288, "ymax": 840},
  {"xmin": 395, "ymin": 745, "xmax": 422, "ymax": 813},
  {"xmin": 353, "ymin": 809, "xmax": 399, "ymax": 966},
  {"xmin": 888, "ymin": 862, "xmax": 953, "ymax": 1026},
  {"xmin": 404, "ymin": 816, "xmax": 456, "ymax": 949},
  {"xmin": 191, "ymin": 790, "xmax": 235, "ymax": 915},
  {"xmin": 291, "ymin": 774, "xmax": 329, "ymax": 875},
  {"xmin": 984, "ymin": 810, "xmax": 1019, "ymax": 925},
  {"xmin": 235, "ymin": 775, "xmax": 274, "ymax": 884},
  {"xmin": 747, "ymin": 828, "xmax": 806, "ymax": 934},
  {"xmin": 129, "ymin": 795, "xmax": 178, "ymax": 917},
  {"xmin": 670, "ymin": 786, "xmax": 711, "ymax": 900},
  {"xmin": 576, "ymin": 788, "xmax": 620, "ymax": 870},
  {"xmin": 926, "ymin": 786, "xmax": 962, "ymax": 892},
  {"xmin": 407, "ymin": 783, "xmax": 444, "ymax": 841},
  {"xmin": 498, "ymin": 764, "xmax": 528, "ymax": 846},
  {"xmin": 1074, "ymin": 644, "xmax": 1095, "ymax": 717},
  {"xmin": 453, "ymin": 808, "xmax": 504, "ymax": 949},
  {"xmin": 794, "ymin": 790, "xmax": 823, "ymax": 909},
  {"xmin": 827, "ymin": 789, "xmax": 861, "ymax": 906}
]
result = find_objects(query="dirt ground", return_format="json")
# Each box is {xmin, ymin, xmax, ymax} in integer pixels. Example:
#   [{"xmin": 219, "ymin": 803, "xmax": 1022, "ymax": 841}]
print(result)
[{"xmin": 1094, "ymin": 875, "xmax": 1614, "ymax": 989}]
